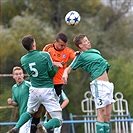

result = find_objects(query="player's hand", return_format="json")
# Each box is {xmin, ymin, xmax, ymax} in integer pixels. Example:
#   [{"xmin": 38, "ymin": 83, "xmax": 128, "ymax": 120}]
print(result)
[
  {"xmin": 62, "ymin": 73, "xmax": 68, "ymax": 84},
  {"xmin": 7, "ymin": 98, "xmax": 12, "ymax": 105},
  {"xmin": 62, "ymin": 76, "xmax": 68, "ymax": 84},
  {"xmin": 75, "ymin": 51, "xmax": 81, "ymax": 56},
  {"xmin": 62, "ymin": 67, "xmax": 72, "ymax": 84}
]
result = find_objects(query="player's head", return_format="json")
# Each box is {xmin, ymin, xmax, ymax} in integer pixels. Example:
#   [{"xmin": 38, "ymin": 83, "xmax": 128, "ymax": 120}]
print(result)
[
  {"xmin": 12, "ymin": 66, "xmax": 24, "ymax": 84},
  {"xmin": 54, "ymin": 33, "xmax": 67, "ymax": 51},
  {"xmin": 73, "ymin": 34, "xmax": 91, "ymax": 51},
  {"xmin": 21, "ymin": 35, "xmax": 36, "ymax": 51}
]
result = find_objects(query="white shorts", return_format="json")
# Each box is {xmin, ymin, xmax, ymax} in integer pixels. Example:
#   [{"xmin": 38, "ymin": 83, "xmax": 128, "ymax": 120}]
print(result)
[
  {"xmin": 19, "ymin": 119, "xmax": 31, "ymax": 133},
  {"xmin": 90, "ymin": 80, "xmax": 115, "ymax": 109},
  {"xmin": 27, "ymin": 87, "xmax": 62, "ymax": 117}
]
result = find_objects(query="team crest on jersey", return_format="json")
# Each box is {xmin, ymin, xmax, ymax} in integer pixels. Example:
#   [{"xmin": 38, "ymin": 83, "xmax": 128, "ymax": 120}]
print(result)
[{"xmin": 62, "ymin": 54, "xmax": 66, "ymax": 58}]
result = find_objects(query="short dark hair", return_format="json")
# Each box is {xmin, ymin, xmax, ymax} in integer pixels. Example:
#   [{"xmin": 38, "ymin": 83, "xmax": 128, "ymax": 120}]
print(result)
[
  {"xmin": 56, "ymin": 33, "xmax": 68, "ymax": 43},
  {"xmin": 73, "ymin": 34, "xmax": 86, "ymax": 48},
  {"xmin": 21, "ymin": 35, "xmax": 34, "ymax": 51}
]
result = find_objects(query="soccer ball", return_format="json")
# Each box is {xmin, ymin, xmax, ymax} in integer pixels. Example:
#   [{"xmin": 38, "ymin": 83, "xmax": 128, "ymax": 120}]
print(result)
[{"xmin": 65, "ymin": 11, "xmax": 81, "ymax": 26}]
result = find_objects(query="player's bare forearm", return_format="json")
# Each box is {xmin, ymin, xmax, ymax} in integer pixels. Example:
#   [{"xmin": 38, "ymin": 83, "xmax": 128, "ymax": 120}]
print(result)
[
  {"xmin": 62, "ymin": 66, "xmax": 72, "ymax": 84},
  {"xmin": 61, "ymin": 99, "xmax": 69, "ymax": 109}
]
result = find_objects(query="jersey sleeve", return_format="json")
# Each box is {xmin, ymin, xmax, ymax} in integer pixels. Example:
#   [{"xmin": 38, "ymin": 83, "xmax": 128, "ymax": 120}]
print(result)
[{"xmin": 70, "ymin": 55, "xmax": 82, "ymax": 70}]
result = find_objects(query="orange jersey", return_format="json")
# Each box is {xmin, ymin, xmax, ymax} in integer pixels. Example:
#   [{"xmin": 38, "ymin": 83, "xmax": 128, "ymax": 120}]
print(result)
[{"xmin": 43, "ymin": 43, "xmax": 75, "ymax": 84}]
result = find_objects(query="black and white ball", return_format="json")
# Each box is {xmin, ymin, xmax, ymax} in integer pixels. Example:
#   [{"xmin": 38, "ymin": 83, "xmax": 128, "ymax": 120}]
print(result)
[{"xmin": 65, "ymin": 11, "xmax": 81, "ymax": 26}]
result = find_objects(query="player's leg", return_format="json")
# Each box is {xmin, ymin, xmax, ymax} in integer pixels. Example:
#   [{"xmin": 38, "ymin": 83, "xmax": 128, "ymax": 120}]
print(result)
[
  {"xmin": 44, "ymin": 111, "xmax": 62, "ymax": 129},
  {"xmin": 6, "ymin": 112, "xmax": 32, "ymax": 133},
  {"xmin": 104, "ymin": 103, "xmax": 113, "ymax": 133},
  {"xmin": 43, "ymin": 112, "xmax": 54, "ymax": 133},
  {"xmin": 44, "ymin": 111, "xmax": 53, "ymax": 124},
  {"xmin": 37, "ymin": 111, "xmax": 62, "ymax": 133},
  {"xmin": 96, "ymin": 104, "xmax": 112, "ymax": 133},
  {"xmin": 37, "ymin": 88, "xmax": 62, "ymax": 132},
  {"xmin": 96, "ymin": 107, "xmax": 106, "ymax": 133},
  {"xmin": 7, "ymin": 87, "xmax": 41, "ymax": 133},
  {"xmin": 90, "ymin": 80, "xmax": 115, "ymax": 133},
  {"xmin": 43, "ymin": 84, "xmax": 63, "ymax": 126},
  {"xmin": 53, "ymin": 125, "xmax": 62, "ymax": 133},
  {"xmin": 31, "ymin": 105, "xmax": 44, "ymax": 133},
  {"xmin": 14, "ymin": 88, "xmax": 41, "ymax": 129},
  {"xmin": 19, "ymin": 119, "xmax": 32, "ymax": 133},
  {"xmin": 90, "ymin": 80, "xmax": 105, "ymax": 133},
  {"xmin": 30, "ymin": 117, "xmax": 40, "ymax": 133},
  {"xmin": 103, "ymin": 81, "xmax": 114, "ymax": 133}
]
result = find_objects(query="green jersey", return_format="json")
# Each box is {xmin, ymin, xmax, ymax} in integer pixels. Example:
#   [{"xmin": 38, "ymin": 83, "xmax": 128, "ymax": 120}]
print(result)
[
  {"xmin": 12, "ymin": 80, "xmax": 30, "ymax": 116},
  {"xmin": 21, "ymin": 50, "xmax": 54, "ymax": 88},
  {"xmin": 70, "ymin": 49, "xmax": 110, "ymax": 80}
]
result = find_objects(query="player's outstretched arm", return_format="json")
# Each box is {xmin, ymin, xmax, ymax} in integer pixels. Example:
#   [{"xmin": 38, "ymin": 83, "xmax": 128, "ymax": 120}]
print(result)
[{"xmin": 62, "ymin": 66, "xmax": 72, "ymax": 84}]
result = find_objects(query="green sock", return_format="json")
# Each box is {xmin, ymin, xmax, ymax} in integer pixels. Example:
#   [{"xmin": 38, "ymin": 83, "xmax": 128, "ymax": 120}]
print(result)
[
  {"xmin": 104, "ymin": 122, "xmax": 110, "ymax": 133},
  {"xmin": 44, "ymin": 118, "xmax": 61, "ymax": 130},
  {"xmin": 15, "ymin": 112, "xmax": 32, "ymax": 128},
  {"xmin": 96, "ymin": 121, "xmax": 104, "ymax": 133}
]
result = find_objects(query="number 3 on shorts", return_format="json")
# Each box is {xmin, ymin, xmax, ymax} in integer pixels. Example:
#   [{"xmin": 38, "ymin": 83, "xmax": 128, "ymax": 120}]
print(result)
[
  {"xmin": 29, "ymin": 62, "xmax": 38, "ymax": 77},
  {"xmin": 99, "ymin": 98, "xmax": 103, "ymax": 105}
]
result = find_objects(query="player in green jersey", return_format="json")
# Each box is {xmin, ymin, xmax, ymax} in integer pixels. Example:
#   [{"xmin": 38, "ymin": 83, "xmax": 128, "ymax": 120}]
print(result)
[
  {"xmin": 7, "ymin": 35, "xmax": 62, "ymax": 133},
  {"xmin": 7, "ymin": 66, "xmax": 31, "ymax": 133},
  {"xmin": 7, "ymin": 66, "xmax": 40, "ymax": 133},
  {"xmin": 62, "ymin": 34, "xmax": 115, "ymax": 133}
]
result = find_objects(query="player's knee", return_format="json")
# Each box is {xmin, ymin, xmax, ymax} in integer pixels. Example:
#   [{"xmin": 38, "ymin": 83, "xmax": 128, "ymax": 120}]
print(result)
[
  {"xmin": 55, "ymin": 118, "xmax": 62, "ymax": 127},
  {"xmin": 49, "ymin": 111, "xmax": 62, "ymax": 119}
]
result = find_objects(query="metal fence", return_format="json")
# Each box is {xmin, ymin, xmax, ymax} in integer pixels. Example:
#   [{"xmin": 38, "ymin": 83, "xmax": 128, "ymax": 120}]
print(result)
[
  {"xmin": 69, "ymin": 91, "xmax": 133, "ymax": 133},
  {"xmin": 0, "ymin": 74, "xmax": 133, "ymax": 133}
]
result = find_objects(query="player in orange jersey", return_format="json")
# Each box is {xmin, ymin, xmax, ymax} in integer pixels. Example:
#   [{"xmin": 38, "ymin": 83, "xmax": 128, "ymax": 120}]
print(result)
[{"xmin": 43, "ymin": 32, "xmax": 76, "ymax": 96}]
